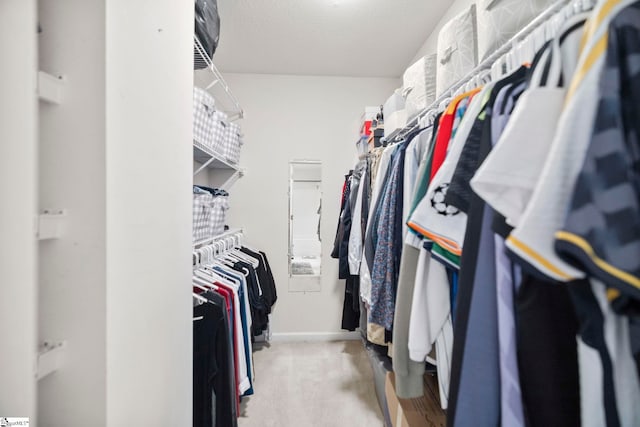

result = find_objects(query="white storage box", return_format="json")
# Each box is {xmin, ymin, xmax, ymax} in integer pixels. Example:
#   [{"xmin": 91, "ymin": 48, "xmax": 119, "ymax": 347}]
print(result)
[
  {"xmin": 402, "ymin": 54, "xmax": 437, "ymax": 120},
  {"xmin": 210, "ymin": 111, "xmax": 229, "ymax": 155},
  {"xmin": 477, "ymin": 0, "xmax": 556, "ymax": 60},
  {"xmin": 383, "ymin": 89, "xmax": 405, "ymax": 123},
  {"xmin": 385, "ymin": 109, "xmax": 408, "ymax": 137},
  {"xmin": 223, "ymin": 122, "xmax": 243, "ymax": 164},
  {"xmin": 193, "ymin": 187, "xmax": 214, "ymax": 243},
  {"xmin": 210, "ymin": 195, "xmax": 229, "ymax": 237},
  {"xmin": 193, "ymin": 87, "xmax": 216, "ymax": 148},
  {"xmin": 436, "ymin": 4, "xmax": 478, "ymax": 97},
  {"xmin": 362, "ymin": 106, "xmax": 380, "ymax": 122}
]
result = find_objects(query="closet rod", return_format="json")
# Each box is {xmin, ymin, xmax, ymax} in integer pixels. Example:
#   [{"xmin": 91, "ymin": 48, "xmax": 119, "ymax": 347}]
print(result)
[
  {"xmin": 194, "ymin": 228, "xmax": 243, "ymax": 249},
  {"xmin": 385, "ymin": 0, "xmax": 575, "ymax": 143}
]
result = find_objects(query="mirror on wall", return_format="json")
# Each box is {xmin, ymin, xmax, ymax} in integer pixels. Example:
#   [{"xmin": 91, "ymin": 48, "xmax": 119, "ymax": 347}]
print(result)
[{"xmin": 288, "ymin": 160, "xmax": 322, "ymax": 292}]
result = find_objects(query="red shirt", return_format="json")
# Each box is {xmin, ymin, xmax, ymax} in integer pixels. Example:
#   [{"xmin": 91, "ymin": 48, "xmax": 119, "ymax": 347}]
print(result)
[{"xmin": 430, "ymin": 88, "xmax": 481, "ymax": 181}]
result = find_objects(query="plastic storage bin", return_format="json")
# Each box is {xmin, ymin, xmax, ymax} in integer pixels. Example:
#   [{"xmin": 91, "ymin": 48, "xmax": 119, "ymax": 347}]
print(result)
[
  {"xmin": 402, "ymin": 54, "xmax": 437, "ymax": 120},
  {"xmin": 193, "ymin": 87, "xmax": 216, "ymax": 148},
  {"xmin": 436, "ymin": 4, "xmax": 478, "ymax": 97}
]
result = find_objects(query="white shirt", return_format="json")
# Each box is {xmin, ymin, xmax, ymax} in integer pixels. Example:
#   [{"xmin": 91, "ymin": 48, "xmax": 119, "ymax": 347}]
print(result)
[
  {"xmin": 348, "ymin": 165, "xmax": 366, "ymax": 274},
  {"xmin": 402, "ymin": 128, "xmax": 433, "ymax": 239},
  {"xmin": 408, "ymin": 84, "xmax": 492, "ymax": 256},
  {"xmin": 505, "ymin": 0, "xmax": 625, "ymax": 281},
  {"xmin": 471, "ymin": 14, "xmax": 587, "ymax": 228},
  {"xmin": 408, "ymin": 247, "xmax": 453, "ymax": 409},
  {"xmin": 579, "ymin": 280, "xmax": 640, "ymax": 427}
]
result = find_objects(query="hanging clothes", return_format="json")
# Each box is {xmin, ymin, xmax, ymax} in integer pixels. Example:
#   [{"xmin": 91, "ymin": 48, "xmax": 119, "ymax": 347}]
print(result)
[
  {"xmin": 470, "ymin": 16, "xmax": 588, "ymax": 427},
  {"xmin": 369, "ymin": 140, "xmax": 408, "ymax": 330},
  {"xmin": 193, "ymin": 292, "xmax": 237, "ymax": 427},
  {"xmin": 554, "ymin": 0, "xmax": 640, "ymax": 344},
  {"xmin": 405, "ymin": 89, "xmax": 484, "ymax": 410},
  {"xmin": 335, "ymin": 3, "xmax": 640, "ymax": 426},
  {"xmin": 192, "ymin": 242, "xmax": 277, "ymax": 427}
]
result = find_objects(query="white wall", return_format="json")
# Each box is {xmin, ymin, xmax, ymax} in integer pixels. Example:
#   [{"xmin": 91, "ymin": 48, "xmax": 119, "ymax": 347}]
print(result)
[
  {"xmin": 35, "ymin": 1, "xmax": 193, "ymax": 426},
  {"xmin": 223, "ymin": 73, "xmax": 398, "ymax": 337},
  {"xmin": 105, "ymin": 0, "xmax": 193, "ymax": 425},
  {"xmin": 0, "ymin": 0, "xmax": 38, "ymax": 421},
  {"xmin": 409, "ymin": 0, "xmax": 476, "ymax": 66},
  {"xmin": 37, "ymin": 1, "xmax": 108, "ymax": 424}
]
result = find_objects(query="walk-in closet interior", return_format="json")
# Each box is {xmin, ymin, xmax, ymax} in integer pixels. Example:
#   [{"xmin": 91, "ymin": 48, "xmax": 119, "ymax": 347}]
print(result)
[{"xmin": 1, "ymin": 0, "xmax": 639, "ymax": 426}]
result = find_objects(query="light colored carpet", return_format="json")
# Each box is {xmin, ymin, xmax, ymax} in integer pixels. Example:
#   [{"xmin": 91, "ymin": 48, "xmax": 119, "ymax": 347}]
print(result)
[{"xmin": 239, "ymin": 340, "xmax": 384, "ymax": 427}]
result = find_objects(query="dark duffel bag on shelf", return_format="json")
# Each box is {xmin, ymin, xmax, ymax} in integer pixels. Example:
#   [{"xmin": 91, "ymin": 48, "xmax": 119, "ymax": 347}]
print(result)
[{"xmin": 194, "ymin": 0, "xmax": 220, "ymax": 69}]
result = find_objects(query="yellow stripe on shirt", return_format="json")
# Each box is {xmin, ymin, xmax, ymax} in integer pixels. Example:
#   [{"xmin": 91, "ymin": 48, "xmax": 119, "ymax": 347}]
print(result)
[
  {"xmin": 566, "ymin": 0, "xmax": 627, "ymax": 102},
  {"xmin": 506, "ymin": 236, "xmax": 573, "ymax": 280},
  {"xmin": 555, "ymin": 231, "xmax": 640, "ymax": 290},
  {"xmin": 566, "ymin": 33, "xmax": 608, "ymax": 101},
  {"xmin": 579, "ymin": 0, "xmax": 621, "ymax": 52},
  {"xmin": 607, "ymin": 288, "xmax": 621, "ymax": 301}
]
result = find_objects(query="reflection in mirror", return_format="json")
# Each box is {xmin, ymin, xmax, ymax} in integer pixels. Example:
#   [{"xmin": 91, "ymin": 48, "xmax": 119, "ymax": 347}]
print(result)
[{"xmin": 289, "ymin": 161, "xmax": 322, "ymax": 277}]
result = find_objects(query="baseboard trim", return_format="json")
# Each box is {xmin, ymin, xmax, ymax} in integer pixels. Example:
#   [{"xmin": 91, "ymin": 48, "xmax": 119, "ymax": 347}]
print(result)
[{"xmin": 270, "ymin": 331, "xmax": 362, "ymax": 342}]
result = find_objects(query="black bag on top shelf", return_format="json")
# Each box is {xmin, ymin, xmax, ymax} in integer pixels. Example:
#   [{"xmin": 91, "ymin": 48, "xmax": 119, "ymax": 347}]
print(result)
[{"xmin": 194, "ymin": 0, "xmax": 220, "ymax": 69}]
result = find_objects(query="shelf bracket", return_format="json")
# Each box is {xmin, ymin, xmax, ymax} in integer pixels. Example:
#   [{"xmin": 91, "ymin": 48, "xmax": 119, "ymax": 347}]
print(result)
[
  {"xmin": 228, "ymin": 111, "xmax": 244, "ymax": 122},
  {"xmin": 37, "ymin": 341, "xmax": 67, "ymax": 381},
  {"xmin": 37, "ymin": 209, "xmax": 67, "ymax": 240},
  {"xmin": 205, "ymin": 79, "xmax": 220, "ymax": 91},
  {"xmin": 38, "ymin": 71, "xmax": 65, "ymax": 105},
  {"xmin": 220, "ymin": 169, "xmax": 244, "ymax": 190},
  {"xmin": 193, "ymin": 157, "xmax": 216, "ymax": 177}
]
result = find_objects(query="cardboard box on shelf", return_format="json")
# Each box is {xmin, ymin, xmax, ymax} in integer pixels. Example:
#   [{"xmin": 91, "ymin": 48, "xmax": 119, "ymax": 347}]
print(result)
[{"xmin": 385, "ymin": 372, "xmax": 446, "ymax": 427}]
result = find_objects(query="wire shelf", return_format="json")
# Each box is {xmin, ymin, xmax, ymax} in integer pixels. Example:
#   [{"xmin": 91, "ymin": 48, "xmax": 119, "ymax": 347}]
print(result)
[
  {"xmin": 193, "ymin": 140, "xmax": 241, "ymax": 172},
  {"xmin": 194, "ymin": 35, "xmax": 243, "ymax": 120},
  {"xmin": 383, "ymin": 0, "xmax": 577, "ymax": 143},
  {"xmin": 193, "ymin": 228, "xmax": 243, "ymax": 249}
]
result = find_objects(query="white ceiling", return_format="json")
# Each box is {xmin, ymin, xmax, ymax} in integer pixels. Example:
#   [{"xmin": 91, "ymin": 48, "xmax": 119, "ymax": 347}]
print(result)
[{"xmin": 212, "ymin": 0, "xmax": 451, "ymax": 78}]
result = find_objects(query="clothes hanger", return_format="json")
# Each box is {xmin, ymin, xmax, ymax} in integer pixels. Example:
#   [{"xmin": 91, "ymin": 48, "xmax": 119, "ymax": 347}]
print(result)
[
  {"xmin": 490, "ymin": 55, "xmax": 503, "ymax": 81},
  {"xmin": 223, "ymin": 237, "xmax": 247, "ymax": 260},
  {"xmin": 198, "ymin": 246, "xmax": 210, "ymax": 266},
  {"xmin": 464, "ymin": 75, "xmax": 475, "ymax": 92},
  {"xmin": 228, "ymin": 245, "xmax": 259, "ymax": 267},
  {"xmin": 193, "ymin": 272, "xmax": 214, "ymax": 287},
  {"xmin": 477, "ymin": 69, "xmax": 492, "ymax": 85},
  {"xmin": 224, "ymin": 250, "xmax": 250, "ymax": 266},
  {"xmin": 193, "ymin": 281, "xmax": 209, "ymax": 292},
  {"xmin": 196, "ymin": 268, "xmax": 232, "ymax": 289},
  {"xmin": 194, "ymin": 274, "xmax": 220, "ymax": 291},
  {"xmin": 204, "ymin": 243, "xmax": 236, "ymax": 269},
  {"xmin": 193, "ymin": 251, "xmax": 200, "ymax": 270},
  {"xmin": 239, "ymin": 235, "xmax": 263, "ymax": 255},
  {"xmin": 233, "ymin": 248, "xmax": 261, "ymax": 267},
  {"xmin": 424, "ymin": 109, "xmax": 438, "ymax": 126},
  {"xmin": 215, "ymin": 244, "xmax": 237, "ymax": 268},
  {"xmin": 198, "ymin": 256, "xmax": 242, "ymax": 290},
  {"xmin": 193, "ymin": 293, "xmax": 209, "ymax": 304},
  {"xmin": 438, "ymin": 96, "xmax": 451, "ymax": 113},
  {"xmin": 506, "ymin": 42, "xmax": 519, "ymax": 74},
  {"xmin": 211, "ymin": 242, "xmax": 225, "ymax": 261}
]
